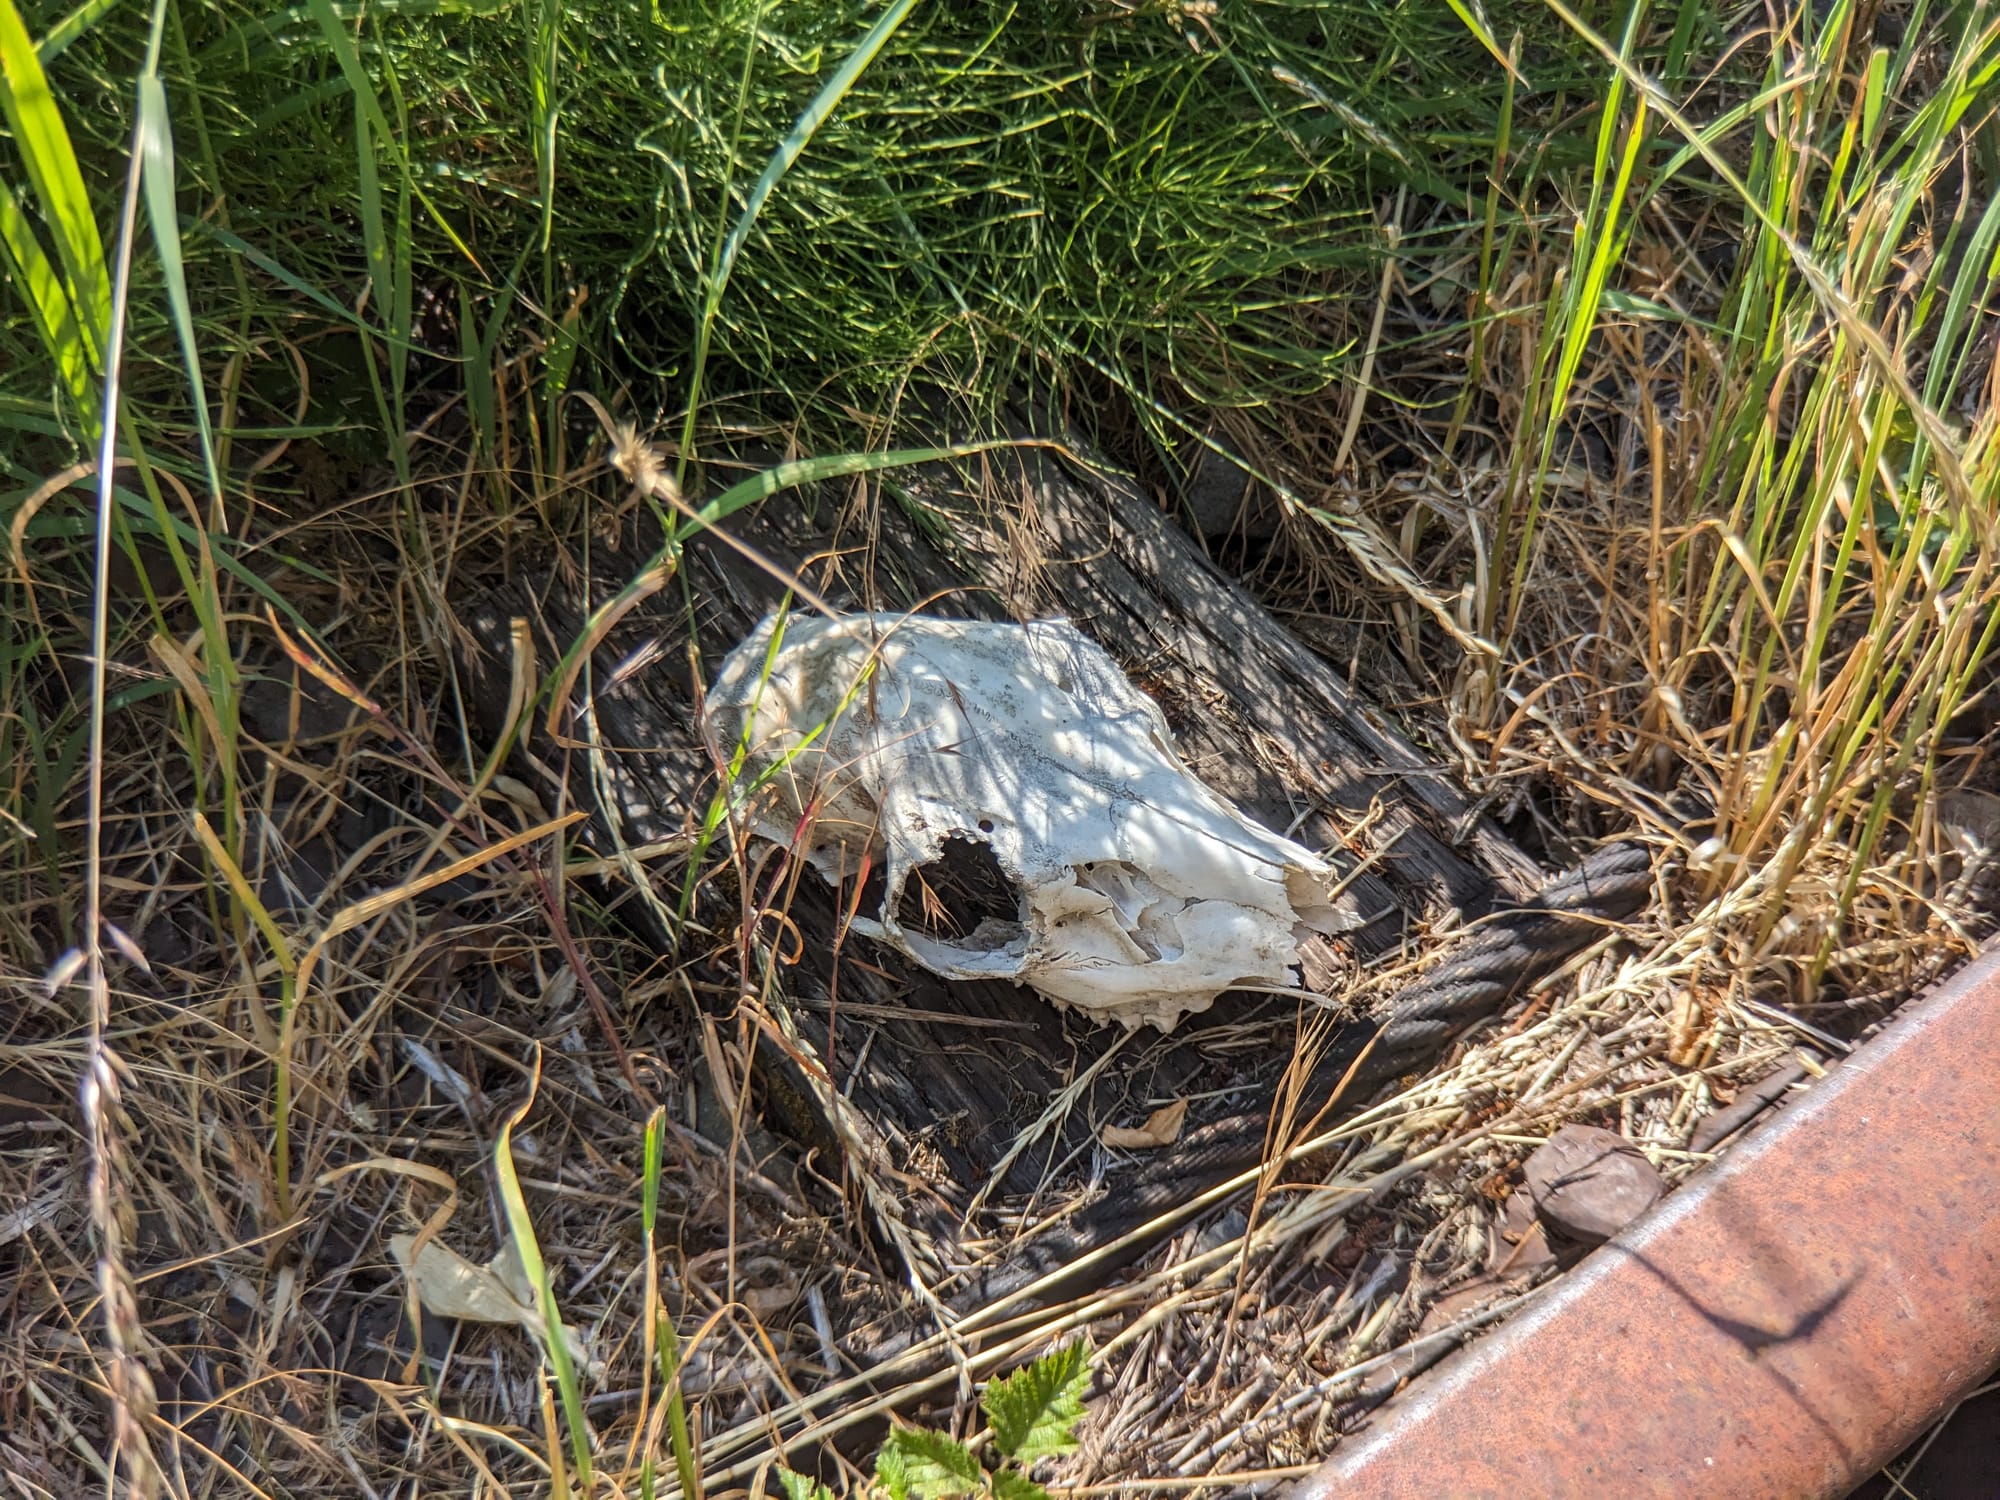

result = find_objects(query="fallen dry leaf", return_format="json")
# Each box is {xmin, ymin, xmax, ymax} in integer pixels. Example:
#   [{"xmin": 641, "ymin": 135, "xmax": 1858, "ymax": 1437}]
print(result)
[
  {"xmin": 390, "ymin": 1233, "xmax": 597, "ymax": 1373},
  {"xmin": 1102, "ymin": 1097, "xmax": 1189, "ymax": 1150},
  {"xmin": 391, "ymin": 1233, "xmax": 530, "ymax": 1325}
]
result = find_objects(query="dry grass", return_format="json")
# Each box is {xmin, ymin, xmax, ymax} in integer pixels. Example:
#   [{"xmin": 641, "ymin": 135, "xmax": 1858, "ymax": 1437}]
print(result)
[
  {"xmin": 4, "ymin": 3, "xmax": 2000, "ymax": 1498},
  {"xmin": 9, "ymin": 353, "xmax": 1988, "ymax": 1498}
]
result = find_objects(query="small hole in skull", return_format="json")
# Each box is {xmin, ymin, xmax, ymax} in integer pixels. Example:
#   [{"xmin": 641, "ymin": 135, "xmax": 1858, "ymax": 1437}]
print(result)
[
  {"xmin": 897, "ymin": 835, "xmax": 1021, "ymax": 940},
  {"xmin": 977, "ymin": 818, "xmax": 995, "ymax": 833}
]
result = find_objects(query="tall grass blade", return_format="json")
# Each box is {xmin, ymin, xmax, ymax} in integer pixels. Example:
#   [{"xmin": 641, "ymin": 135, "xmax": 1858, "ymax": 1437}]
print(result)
[
  {"xmin": 136, "ymin": 75, "xmax": 220, "ymax": 501},
  {"xmin": 77, "ymin": 0, "xmax": 172, "ymax": 1485},
  {"xmin": 544, "ymin": 433, "xmax": 1035, "ymax": 740},
  {"xmin": 642, "ymin": 1109, "xmax": 700, "ymax": 1500},
  {"xmin": 689, "ymin": 437, "xmax": 1034, "ymax": 534},
  {"xmin": 1539, "ymin": 0, "xmax": 1981, "ymax": 522},
  {"xmin": 676, "ymin": 0, "xmax": 919, "ymax": 473},
  {"xmin": 304, "ymin": 0, "xmax": 479, "ymax": 267},
  {"xmin": 1440, "ymin": 0, "xmax": 1526, "ymax": 83},
  {"xmin": 459, "ymin": 282, "xmax": 499, "ymax": 473},
  {"xmin": 0, "ymin": 178, "xmax": 93, "ymax": 409},
  {"xmin": 383, "ymin": 51, "xmax": 415, "ymax": 397},
  {"xmin": 493, "ymin": 1053, "xmax": 595, "ymax": 1489},
  {"xmin": 531, "ymin": 0, "xmax": 560, "ymax": 255},
  {"xmin": 709, "ymin": 0, "xmax": 916, "ymax": 313},
  {"xmin": 190, "ymin": 812, "xmax": 297, "ymax": 1219},
  {"xmin": 351, "ymin": 98, "xmax": 404, "ymax": 476},
  {"xmin": 0, "ymin": 0, "xmax": 109, "ymax": 361},
  {"xmin": 189, "ymin": 218, "xmax": 397, "ymax": 334},
  {"xmin": 35, "ymin": 0, "xmax": 119, "ymax": 64}
]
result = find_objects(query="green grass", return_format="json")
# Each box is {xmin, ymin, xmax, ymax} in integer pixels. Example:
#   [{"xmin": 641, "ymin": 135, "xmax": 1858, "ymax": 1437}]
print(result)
[
  {"xmin": 6, "ymin": 0, "xmax": 1623, "ymax": 467},
  {"xmin": 4, "ymin": 0, "xmax": 2000, "ymax": 1493},
  {"xmin": 1476, "ymin": 0, "xmax": 2000, "ymax": 964}
]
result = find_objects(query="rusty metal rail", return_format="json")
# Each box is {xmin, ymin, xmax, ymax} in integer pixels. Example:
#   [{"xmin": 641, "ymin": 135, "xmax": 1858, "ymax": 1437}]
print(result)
[{"xmin": 1287, "ymin": 941, "xmax": 2000, "ymax": 1500}]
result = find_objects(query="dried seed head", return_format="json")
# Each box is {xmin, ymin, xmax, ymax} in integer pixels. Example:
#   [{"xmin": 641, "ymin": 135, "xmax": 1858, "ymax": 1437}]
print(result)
[{"xmin": 607, "ymin": 420, "xmax": 678, "ymax": 504}]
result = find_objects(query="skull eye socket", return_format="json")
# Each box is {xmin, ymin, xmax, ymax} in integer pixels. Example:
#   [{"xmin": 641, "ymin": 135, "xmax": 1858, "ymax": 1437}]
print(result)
[{"xmin": 896, "ymin": 833, "xmax": 1023, "ymax": 943}]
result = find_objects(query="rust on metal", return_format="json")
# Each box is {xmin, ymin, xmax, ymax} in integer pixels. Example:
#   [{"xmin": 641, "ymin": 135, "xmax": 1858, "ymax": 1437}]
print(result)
[{"xmin": 1287, "ymin": 942, "xmax": 2000, "ymax": 1500}]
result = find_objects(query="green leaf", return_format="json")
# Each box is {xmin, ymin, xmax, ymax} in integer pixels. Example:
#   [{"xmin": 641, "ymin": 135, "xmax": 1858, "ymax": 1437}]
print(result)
[
  {"xmin": 982, "ymin": 1344, "xmax": 1089, "ymax": 1468},
  {"xmin": 492, "ymin": 1064, "xmax": 594, "ymax": 1490},
  {"xmin": 989, "ymin": 1471, "xmax": 1053, "ymax": 1500},
  {"xmin": 1439, "ymin": 0, "xmax": 1524, "ymax": 86},
  {"xmin": 704, "ymin": 0, "xmax": 917, "ymax": 319},
  {"xmin": 458, "ymin": 282, "xmax": 497, "ymax": 464},
  {"xmin": 1860, "ymin": 45, "xmax": 1887, "ymax": 147},
  {"xmin": 137, "ymin": 74, "xmax": 220, "ymax": 501},
  {"xmin": 875, "ymin": 1438, "xmax": 909, "ymax": 1500},
  {"xmin": 684, "ymin": 438, "xmax": 1031, "ymax": 535},
  {"xmin": 0, "ymin": 0, "xmax": 109, "ymax": 360},
  {"xmin": 676, "ymin": 0, "xmax": 919, "ymax": 478},
  {"xmin": 0, "ymin": 176, "xmax": 93, "ymax": 410},
  {"xmin": 303, "ymin": 0, "xmax": 477, "ymax": 267},
  {"xmin": 776, "ymin": 1468, "xmax": 834, "ymax": 1500},
  {"xmin": 874, "ymin": 1428, "xmax": 981, "ymax": 1500},
  {"xmin": 35, "ymin": 0, "xmax": 119, "ymax": 64},
  {"xmin": 541, "ymin": 433, "xmax": 1033, "ymax": 766}
]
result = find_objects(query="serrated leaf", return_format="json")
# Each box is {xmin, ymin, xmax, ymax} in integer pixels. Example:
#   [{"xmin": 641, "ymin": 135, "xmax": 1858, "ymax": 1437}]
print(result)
[
  {"xmin": 989, "ymin": 1470, "xmax": 1053, "ymax": 1500},
  {"xmin": 875, "ymin": 1438, "xmax": 910, "ymax": 1500},
  {"xmin": 776, "ymin": 1467, "xmax": 833, "ymax": 1500},
  {"xmin": 982, "ymin": 1344, "xmax": 1089, "ymax": 1467},
  {"xmin": 874, "ymin": 1428, "xmax": 981, "ymax": 1500}
]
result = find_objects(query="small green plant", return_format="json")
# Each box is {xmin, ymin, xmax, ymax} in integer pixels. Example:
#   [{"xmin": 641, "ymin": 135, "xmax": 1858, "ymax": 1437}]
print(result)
[{"xmin": 777, "ymin": 1342, "xmax": 1090, "ymax": 1500}]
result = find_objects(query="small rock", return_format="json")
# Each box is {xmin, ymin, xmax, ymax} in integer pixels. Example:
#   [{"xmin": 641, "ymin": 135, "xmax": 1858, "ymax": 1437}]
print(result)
[
  {"xmin": 1179, "ymin": 435, "xmax": 1279, "ymax": 541},
  {"xmin": 1193, "ymin": 1206, "xmax": 1251, "ymax": 1257},
  {"xmin": 1523, "ymin": 1124, "xmax": 1666, "ymax": 1247}
]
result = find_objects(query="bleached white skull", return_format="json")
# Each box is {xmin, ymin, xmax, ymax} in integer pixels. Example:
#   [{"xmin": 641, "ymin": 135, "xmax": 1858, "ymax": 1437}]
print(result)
[{"xmin": 703, "ymin": 611, "xmax": 1351, "ymax": 1030}]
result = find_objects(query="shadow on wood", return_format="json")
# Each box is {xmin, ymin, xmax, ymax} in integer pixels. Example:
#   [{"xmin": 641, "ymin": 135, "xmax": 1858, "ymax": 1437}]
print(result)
[{"xmin": 456, "ymin": 417, "xmax": 1541, "ymax": 1330}]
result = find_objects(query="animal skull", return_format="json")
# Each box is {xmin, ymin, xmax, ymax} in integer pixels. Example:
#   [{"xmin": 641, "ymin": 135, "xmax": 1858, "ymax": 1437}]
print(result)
[{"xmin": 704, "ymin": 611, "xmax": 1352, "ymax": 1030}]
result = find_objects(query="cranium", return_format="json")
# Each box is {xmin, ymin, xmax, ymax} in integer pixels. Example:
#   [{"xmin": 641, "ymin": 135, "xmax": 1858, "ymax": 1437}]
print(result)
[{"xmin": 703, "ymin": 610, "xmax": 1351, "ymax": 1030}]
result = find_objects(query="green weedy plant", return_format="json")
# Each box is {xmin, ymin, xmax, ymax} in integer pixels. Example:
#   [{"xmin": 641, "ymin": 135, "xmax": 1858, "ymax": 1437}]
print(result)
[
  {"xmin": 778, "ymin": 1342, "xmax": 1090, "ymax": 1500},
  {"xmin": 7, "ymin": 0, "xmax": 1613, "ymax": 483}
]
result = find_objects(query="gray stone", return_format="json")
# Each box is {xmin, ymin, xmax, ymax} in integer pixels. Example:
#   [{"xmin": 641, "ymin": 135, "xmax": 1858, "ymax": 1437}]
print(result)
[{"xmin": 1180, "ymin": 435, "xmax": 1279, "ymax": 541}]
